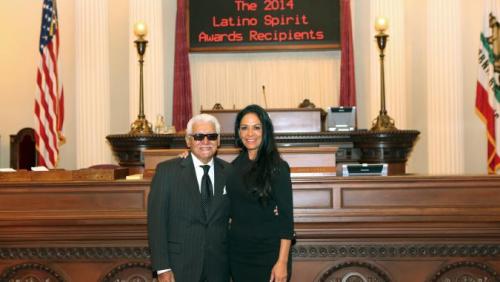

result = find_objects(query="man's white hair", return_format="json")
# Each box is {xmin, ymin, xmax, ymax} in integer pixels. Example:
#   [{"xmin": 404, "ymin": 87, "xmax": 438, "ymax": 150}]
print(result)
[{"xmin": 185, "ymin": 114, "xmax": 221, "ymax": 140}]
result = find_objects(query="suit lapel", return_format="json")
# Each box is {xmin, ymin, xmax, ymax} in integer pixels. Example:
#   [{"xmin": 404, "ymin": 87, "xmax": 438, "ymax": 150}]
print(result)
[
  {"xmin": 180, "ymin": 155, "xmax": 204, "ymax": 216},
  {"xmin": 213, "ymin": 158, "xmax": 225, "ymax": 197},
  {"xmin": 207, "ymin": 158, "xmax": 226, "ymax": 220}
]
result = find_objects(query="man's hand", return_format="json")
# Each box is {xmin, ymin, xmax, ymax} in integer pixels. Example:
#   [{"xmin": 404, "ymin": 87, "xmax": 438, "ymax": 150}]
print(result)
[
  {"xmin": 177, "ymin": 150, "xmax": 189, "ymax": 159},
  {"xmin": 269, "ymin": 261, "xmax": 287, "ymax": 282},
  {"xmin": 158, "ymin": 271, "xmax": 175, "ymax": 282}
]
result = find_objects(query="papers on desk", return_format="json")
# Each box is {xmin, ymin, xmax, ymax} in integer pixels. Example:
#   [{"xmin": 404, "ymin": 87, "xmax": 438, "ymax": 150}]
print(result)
[
  {"xmin": 125, "ymin": 174, "xmax": 143, "ymax": 180},
  {"xmin": 0, "ymin": 168, "xmax": 16, "ymax": 172},
  {"xmin": 31, "ymin": 166, "xmax": 49, "ymax": 171},
  {"xmin": 0, "ymin": 166, "xmax": 48, "ymax": 172}
]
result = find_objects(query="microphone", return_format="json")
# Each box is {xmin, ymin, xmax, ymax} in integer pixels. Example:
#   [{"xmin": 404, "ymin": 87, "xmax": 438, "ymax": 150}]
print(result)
[{"xmin": 262, "ymin": 85, "xmax": 268, "ymax": 108}]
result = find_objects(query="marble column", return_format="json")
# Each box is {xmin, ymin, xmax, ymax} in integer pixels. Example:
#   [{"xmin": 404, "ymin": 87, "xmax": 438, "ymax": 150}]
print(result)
[
  {"xmin": 129, "ymin": 0, "xmax": 165, "ymax": 130},
  {"xmin": 75, "ymin": 0, "xmax": 112, "ymax": 168},
  {"xmin": 426, "ymin": 0, "xmax": 464, "ymax": 174}
]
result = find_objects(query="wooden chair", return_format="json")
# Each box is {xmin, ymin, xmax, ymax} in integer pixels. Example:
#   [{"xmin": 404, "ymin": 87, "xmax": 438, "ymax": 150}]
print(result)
[{"xmin": 10, "ymin": 128, "xmax": 37, "ymax": 170}]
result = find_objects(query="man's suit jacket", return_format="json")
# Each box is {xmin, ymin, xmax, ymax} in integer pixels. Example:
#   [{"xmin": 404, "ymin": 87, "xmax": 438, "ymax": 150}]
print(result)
[{"xmin": 148, "ymin": 154, "xmax": 232, "ymax": 282}]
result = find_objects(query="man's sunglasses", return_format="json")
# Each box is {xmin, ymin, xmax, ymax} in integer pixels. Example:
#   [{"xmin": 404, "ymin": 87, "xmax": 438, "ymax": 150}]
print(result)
[{"xmin": 190, "ymin": 133, "xmax": 219, "ymax": 141}]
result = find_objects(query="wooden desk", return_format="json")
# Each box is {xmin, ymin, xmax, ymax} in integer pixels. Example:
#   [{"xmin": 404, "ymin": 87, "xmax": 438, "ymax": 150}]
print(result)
[
  {"xmin": 1, "ymin": 175, "xmax": 500, "ymax": 281},
  {"xmin": 107, "ymin": 130, "xmax": 420, "ymax": 175}
]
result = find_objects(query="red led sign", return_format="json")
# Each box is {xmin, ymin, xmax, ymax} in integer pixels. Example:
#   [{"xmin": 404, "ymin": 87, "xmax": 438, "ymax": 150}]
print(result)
[{"xmin": 188, "ymin": 0, "xmax": 340, "ymax": 51}]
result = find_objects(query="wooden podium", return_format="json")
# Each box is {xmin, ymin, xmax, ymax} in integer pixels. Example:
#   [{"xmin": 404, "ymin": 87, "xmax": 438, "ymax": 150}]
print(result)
[
  {"xmin": 201, "ymin": 108, "xmax": 327, "ymax": 133},
  {"xmin": 144, "ymin": 147, "xmax": 337, "ymax": 178}
]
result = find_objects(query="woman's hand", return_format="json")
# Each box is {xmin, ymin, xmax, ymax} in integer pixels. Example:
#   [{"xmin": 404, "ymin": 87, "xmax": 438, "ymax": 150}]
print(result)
[
  {"xmin": 269, "ymin": 260, "xmax": 287, "ymax": 282},
  {"xmin": 271, "ymin": 239, "xmax": 291, "ymax": 282},
  {"xmin": 177, "ymin": 150, "xmax": 189, "ymax": 158}
]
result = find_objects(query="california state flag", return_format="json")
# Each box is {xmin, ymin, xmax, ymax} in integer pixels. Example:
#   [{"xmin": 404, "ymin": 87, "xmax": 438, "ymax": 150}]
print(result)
[{"xmin": 477, "ymin": 0, "xmax": 500, "ymax": 174}]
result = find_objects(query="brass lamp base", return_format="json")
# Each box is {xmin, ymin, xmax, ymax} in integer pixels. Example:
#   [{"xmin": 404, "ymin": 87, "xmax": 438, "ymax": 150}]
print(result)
[
  {"xmin": 129, "ymin": 117, "xmax": 153, "ymax": 135},
  {"xmin": 371, "ymin": 112, "xmax": 397, "ymax": 131}
]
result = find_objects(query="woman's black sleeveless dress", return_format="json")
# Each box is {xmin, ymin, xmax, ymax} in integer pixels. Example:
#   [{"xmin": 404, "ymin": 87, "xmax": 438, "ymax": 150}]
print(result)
[{"xmin": 227, "ymin": 152, "xmax": 294, "ymax": 282}]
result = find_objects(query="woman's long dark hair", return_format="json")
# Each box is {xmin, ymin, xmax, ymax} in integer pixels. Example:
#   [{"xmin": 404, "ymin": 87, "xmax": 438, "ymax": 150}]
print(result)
[{"xmin": 234, "ymin": 104, "xmax": 282, "ymax": 205}]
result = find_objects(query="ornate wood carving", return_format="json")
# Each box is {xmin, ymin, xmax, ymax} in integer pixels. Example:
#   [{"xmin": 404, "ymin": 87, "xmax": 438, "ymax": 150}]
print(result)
[
  {"xmin": 0, "ymin": 244, "xmax": 499, "ymax": 261},
  {"xmin": 292, "ymin": 244, "xmax": 500, "ymax": 259},
  {"xmin": 102, "ymin": 262, "xmax": 153, "ymax": 282},
  {"xmin": 0, "ymin": 247, "xmax": 150, "ymax": 260},
  {"xmin": 0, "ymin": 263, "xmax": 65, "ymax": 282},
  {"xmin": 316, "ymin": 261, "xmax": 391, "ymax": 282},
  {"xmin": 428, "ymin": 261, "xmax": 500, "ymax": 282}
]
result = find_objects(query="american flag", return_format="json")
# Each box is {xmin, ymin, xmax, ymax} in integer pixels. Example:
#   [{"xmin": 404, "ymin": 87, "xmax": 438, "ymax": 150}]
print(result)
[{"xmin": 34, "ymin": 0, "xmax": 65, "ymax": 168}]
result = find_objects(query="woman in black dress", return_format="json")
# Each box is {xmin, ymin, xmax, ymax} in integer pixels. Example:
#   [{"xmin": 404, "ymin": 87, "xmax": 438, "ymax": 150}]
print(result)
[{"xmin": 227, "ymin": 104, "xmax": 294, "ymax": 282}]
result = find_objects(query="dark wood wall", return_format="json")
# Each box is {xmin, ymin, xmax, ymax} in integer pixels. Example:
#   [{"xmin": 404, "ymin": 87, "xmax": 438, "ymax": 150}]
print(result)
[{"xmin": 1, "ymin": 175, "xmax": 500, "ymax": 281}]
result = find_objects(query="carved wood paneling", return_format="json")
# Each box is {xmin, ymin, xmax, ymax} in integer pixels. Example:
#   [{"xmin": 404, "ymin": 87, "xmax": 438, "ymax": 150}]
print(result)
[
  {"xmin": 0, "ymin": 263, "xmax": 65, "ymax": 282},
  {"xmin": 0, "ymin": 189, "xmax": 146, "ymax": 212},
  {"xmin": 293, "ymin": 188, "xmax": 333, "ymax": 209},
  {"xmin": 428, "ymin": 261, "xmax": 500, "ymax": 282},
  {"xmin": 0, "ymin": 247, "xmax": 150, "ymax": 261},
  {"xmin": 102, "ymin": 262, "xmax": 153, "ymax": 282},
  {"xmin": 0, "ymin": 176, "xmax": 500, "ymax": 281},
  {"xmin": 292, "ymin": 244, "xmax": 500, "ymax": 259},
  {"xmin": 316, "ymin": 261, "xmax": 391, "ymax": 282}
]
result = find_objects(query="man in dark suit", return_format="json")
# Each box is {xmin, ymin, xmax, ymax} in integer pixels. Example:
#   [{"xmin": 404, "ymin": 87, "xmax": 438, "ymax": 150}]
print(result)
[{"xmin": 148, "ymin": 114, "xmax": 231, "ymax": 282}]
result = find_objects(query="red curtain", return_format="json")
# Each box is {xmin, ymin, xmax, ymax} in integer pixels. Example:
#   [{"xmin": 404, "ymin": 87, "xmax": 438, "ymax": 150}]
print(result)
[
  {"xmin": 339, "ymin": 0, "xmax": 356, "ymax": 107},
  {"xmin": 172, "ymin": 0, "xmax": 192, "ymax": 132}
]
